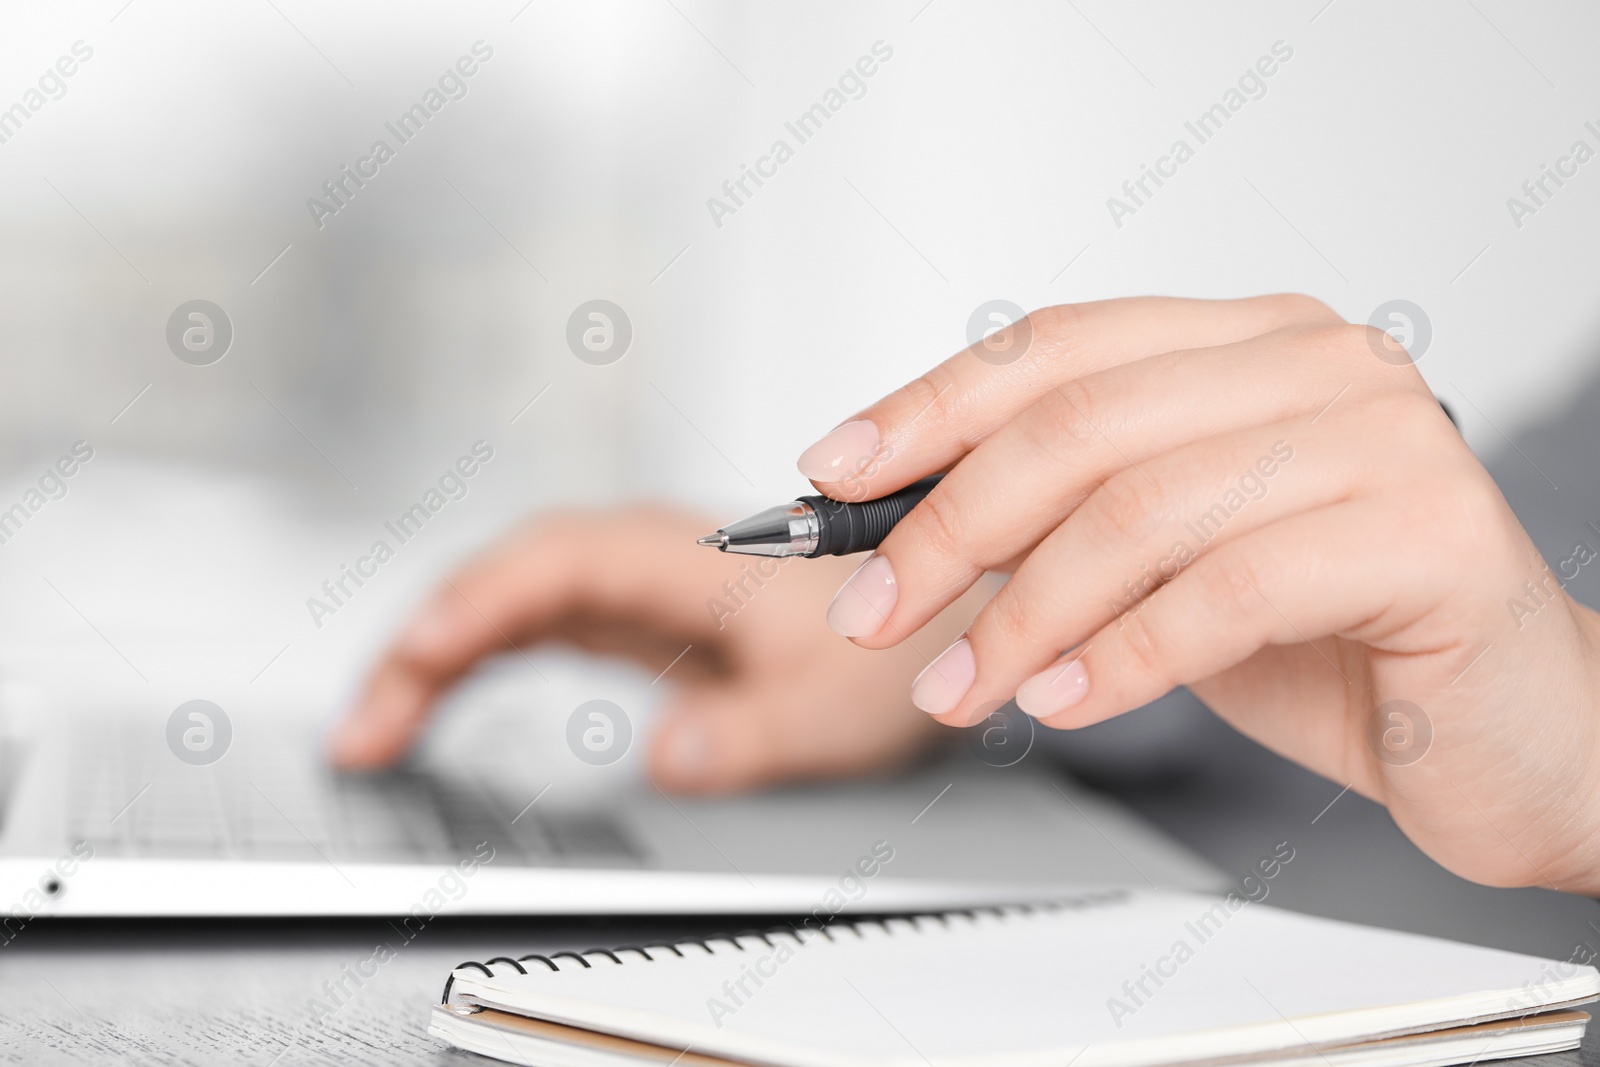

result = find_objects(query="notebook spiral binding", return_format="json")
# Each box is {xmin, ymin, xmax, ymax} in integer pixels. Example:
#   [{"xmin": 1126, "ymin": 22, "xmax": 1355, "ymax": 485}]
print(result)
[{"xmin": 440, "ymin": 889, "xmax": 1130, "ymax": 1004}]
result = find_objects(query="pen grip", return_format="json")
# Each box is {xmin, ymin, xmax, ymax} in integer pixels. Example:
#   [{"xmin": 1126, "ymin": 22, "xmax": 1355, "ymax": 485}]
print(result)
[{"xmin": 801, "ymin": 475, "xmax": 943, "ymax": 557}]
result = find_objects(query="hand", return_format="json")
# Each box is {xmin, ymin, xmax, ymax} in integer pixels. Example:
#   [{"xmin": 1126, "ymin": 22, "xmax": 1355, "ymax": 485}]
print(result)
[
  {"xmin": 797, "ymin": 294, "xmax": 1600, "ymax": 893},
  {"xmin": 331, "ymin": 506, "xmax": 966, "ymax": 793}
]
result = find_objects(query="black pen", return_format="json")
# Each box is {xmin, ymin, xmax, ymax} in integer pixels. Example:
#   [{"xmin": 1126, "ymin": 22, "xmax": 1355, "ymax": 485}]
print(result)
[{"xmin": 697, "ymin": 476, "xmax": 943, "ymax": 558}]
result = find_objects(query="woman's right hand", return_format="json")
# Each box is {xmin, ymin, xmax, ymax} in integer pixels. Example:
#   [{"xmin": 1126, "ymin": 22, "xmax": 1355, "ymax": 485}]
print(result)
[
  {"xmin": 796, "ymin": 293, "xmax": 1600, "ymax": 893},
  {"xmin": 330, "ymin": 505, "xmax": 969, "ymax": 793}
]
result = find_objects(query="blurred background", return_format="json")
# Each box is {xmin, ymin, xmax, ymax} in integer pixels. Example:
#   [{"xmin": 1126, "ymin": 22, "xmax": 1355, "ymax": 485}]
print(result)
[{"xmin": 0, "ymin": 0, "xmax": 1596, "ymax": 760}]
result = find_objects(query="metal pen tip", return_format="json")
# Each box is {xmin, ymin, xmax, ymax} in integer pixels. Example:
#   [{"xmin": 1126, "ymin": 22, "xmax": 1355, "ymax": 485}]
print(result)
[{"xmin": 697, "ymin": 532, "xmax": 728, "ymax": 550}]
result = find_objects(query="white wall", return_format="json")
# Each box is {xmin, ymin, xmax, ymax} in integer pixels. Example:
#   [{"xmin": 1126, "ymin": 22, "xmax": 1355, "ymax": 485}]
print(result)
[
  {"xmin": 2, "ymin": 1, "xmax": 1597, "ymax": 505},
  {"xmin": 0, "ymin": 0, "xmax": 1596, "ymax": 706}
]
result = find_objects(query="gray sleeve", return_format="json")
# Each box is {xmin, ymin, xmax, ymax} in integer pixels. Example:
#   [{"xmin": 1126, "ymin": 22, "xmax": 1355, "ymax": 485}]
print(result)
[{"xmin": 1482, "ymin": 373, "xmax": 1600, "ymax": 613}]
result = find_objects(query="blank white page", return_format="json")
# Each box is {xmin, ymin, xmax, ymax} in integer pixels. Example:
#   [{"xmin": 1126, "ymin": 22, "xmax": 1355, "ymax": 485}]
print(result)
[{"xmin": 444, "ymin": 891, "xmax": 1598, "ymax": 1067}]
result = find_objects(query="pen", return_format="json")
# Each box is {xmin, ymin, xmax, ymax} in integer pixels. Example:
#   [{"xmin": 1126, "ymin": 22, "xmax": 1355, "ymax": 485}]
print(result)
[{"xmin": 697, "ymin": 475, "xmax": 943, "ymax": 558}]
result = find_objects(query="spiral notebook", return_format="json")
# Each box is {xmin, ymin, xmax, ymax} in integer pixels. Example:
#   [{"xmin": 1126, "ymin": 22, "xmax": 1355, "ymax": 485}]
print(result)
[{"xmin": 430, "ymin": 889, "xmax": 1598, "ymax": 1067}]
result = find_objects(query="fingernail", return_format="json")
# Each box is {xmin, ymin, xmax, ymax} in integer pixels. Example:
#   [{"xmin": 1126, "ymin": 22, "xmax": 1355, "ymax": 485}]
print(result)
[
  {"xmin": 911, "ymin": 638, "xmax": 975, "ymax": 716},
  {"xmin": 1016, "ymin": 657, "xmax": 1090, "ymax": 718},
  {"xmin": 797, "ymin": 420, "xmax": 880, "ymax": 482},
  {"xmin": 328, "ymin": 715, "xmax": 373, "ymax": 764},
  {"xmin": 826, "ymin": 554, "xmax": 897, "ymax": 638}
]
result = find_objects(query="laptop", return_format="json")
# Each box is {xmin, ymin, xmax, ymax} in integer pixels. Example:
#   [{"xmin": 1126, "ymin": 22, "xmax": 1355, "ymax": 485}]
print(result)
[
  {"xmin": 0, "ymin": 707, "xmax": 1223, "ymax": 918},
  {"xmin": 0, "ymin": 463, "xmax": 1223, "ymax": 918}
]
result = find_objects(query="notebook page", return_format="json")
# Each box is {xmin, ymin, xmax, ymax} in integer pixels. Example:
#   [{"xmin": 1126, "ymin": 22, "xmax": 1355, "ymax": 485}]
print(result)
[{"xmin": 444, "ymin": 891, "xmax": 1599, "ymax": 1067}]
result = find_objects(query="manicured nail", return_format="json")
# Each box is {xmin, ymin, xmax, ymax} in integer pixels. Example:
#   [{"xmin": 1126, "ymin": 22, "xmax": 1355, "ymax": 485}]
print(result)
[
  {"xmin": 826, "ymin": 554, "xmax": 897, "ymax": 638},
  {"xmin": 797, "ymin": 420, "xmax": 880, "ymax": 482},
  {"xmin": 328, "ymin": 717, "xmax": 369, "ymax": 762},
  {"xmin": 329, "ymin": 710, "xmax": 382, "ymax": 765},
  {"xmin": 1016, "ymin": 657, "xmax": 1090, "ymax": 718},
  {"xmin": 911, "ymin": 638, "xmax": 975, "ymax": 715}
]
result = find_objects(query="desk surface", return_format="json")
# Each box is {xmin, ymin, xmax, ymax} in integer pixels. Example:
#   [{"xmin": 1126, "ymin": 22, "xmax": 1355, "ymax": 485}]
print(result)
[{"xmin": 4, "ymin": 702, "xmax": 1598, "ymax": 1066}]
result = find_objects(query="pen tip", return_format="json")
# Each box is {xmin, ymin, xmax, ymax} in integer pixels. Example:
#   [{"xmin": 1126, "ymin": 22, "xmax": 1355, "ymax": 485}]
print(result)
[{"xmin": 697, "ymin": 533, "xmax": 727, "ymax": 550}]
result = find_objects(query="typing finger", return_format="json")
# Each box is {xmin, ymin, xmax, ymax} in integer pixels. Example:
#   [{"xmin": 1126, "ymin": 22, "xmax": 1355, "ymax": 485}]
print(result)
[{"xmin": 330, "ymin": 507, "xmax": 733, "ymax": 768}]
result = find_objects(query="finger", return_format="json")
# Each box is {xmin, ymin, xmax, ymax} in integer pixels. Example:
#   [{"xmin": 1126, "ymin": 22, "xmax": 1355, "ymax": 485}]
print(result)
[
  {"xmin": 648, "ymin": 684, "xmax": 938, "ymax": 795},
  {"xmin": 543, "ymin": 616, "xmax": 732, "ymax": 682},
  {"xmin": 902, "ymin": 408, "xmax": 1402, "ymax": 724},
  {"xmin": 331, "ymin": 507, "xmax": 737, "ymax": 768},
  {"xmin": 842, "ymin": 323, "xmax": 1420, "ymax": 645},
  {"xmin": 1014, "ymin": 503, "xmax": 1427, "ymax": 744},
  {"xmin": 797, "ymin": 294, "xmax": 1339, "ymax": 499}
]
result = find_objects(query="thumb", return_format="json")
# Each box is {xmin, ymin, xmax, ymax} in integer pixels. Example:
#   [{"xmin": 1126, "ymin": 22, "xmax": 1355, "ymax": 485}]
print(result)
[
  {"xmin": 648, "ymin": 685, "xmax": 937, "ymax": 795},
  {"xmin": 648, "ymin": 688, "xmax": 784, "ymax": 795}
]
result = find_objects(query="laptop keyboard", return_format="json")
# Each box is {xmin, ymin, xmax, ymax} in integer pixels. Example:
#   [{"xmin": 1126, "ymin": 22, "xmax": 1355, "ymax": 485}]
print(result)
[{"xmin": 69, "ymin": 725, "xmax": 644, "ymax": 868}]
